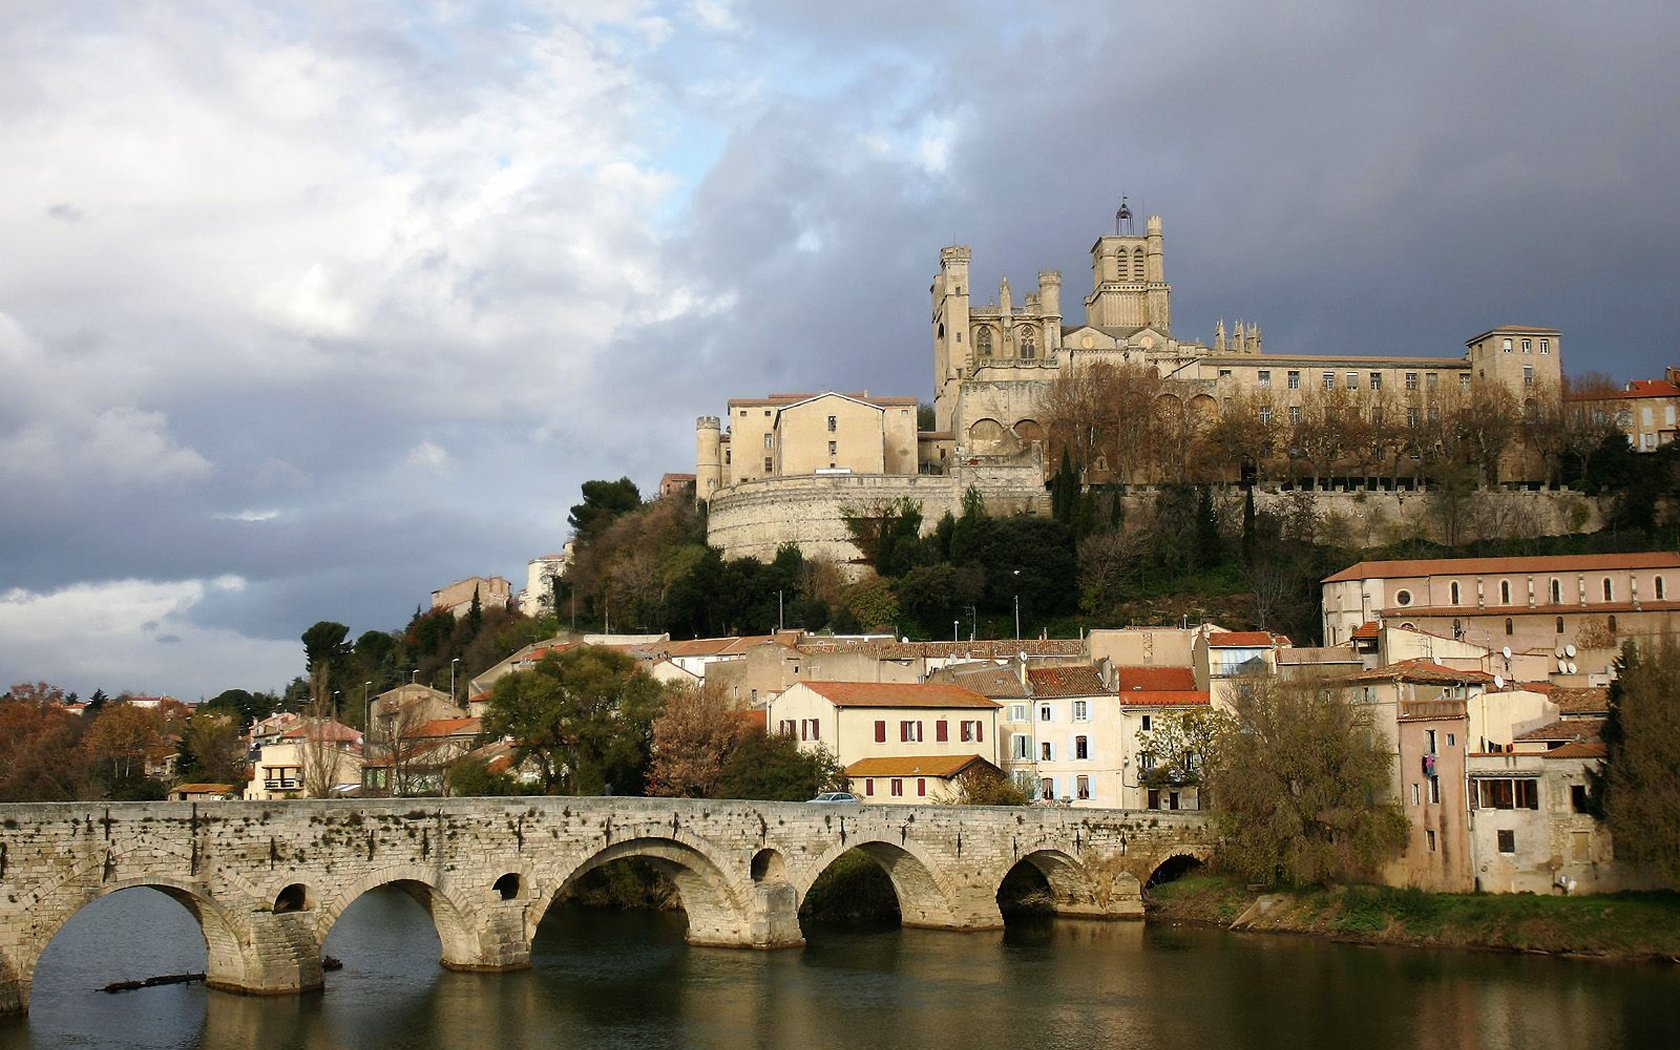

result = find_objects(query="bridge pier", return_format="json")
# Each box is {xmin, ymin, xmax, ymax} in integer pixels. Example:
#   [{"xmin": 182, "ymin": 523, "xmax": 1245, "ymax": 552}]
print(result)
[
  {"xmin": 218, "ymin": 911, "xmax": 324, "ymax": 998},
  {"xmin": 744, "ymin": 883, "xmax": 804, "ymax": 949},
  {"xmin": 441, "ymin": 906, "xmax": 532, "ymax": 973}
]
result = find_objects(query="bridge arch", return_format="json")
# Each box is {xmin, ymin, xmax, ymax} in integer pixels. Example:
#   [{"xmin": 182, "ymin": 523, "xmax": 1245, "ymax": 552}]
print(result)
[
  {"xmin": 798, "ymin": 838, "xmax": 963, "ymax": 930},
  {"xmin": 541, "ymin": 837, "xmax": 749, "ymax": 948},
  {"xmin": 315, "ymin": 865, "xmax": 482, "ymax": 969},
  {"xmin": 20, "ymin": 874, "xmax": 255, "ymax": 1010},
  {"xmin": 995, "ymin": 849, "xmax": 1100, "ymax": 918},
  {"xmin": 1143, "ymin": 848, "xmax": 1211, "ymax": 889}
]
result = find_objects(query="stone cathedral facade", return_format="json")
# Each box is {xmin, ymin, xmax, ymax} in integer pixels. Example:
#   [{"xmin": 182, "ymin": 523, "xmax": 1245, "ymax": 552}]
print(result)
[{"xmin": 697, "ymin": 214, "xmax": 1563, "ymax": 570}]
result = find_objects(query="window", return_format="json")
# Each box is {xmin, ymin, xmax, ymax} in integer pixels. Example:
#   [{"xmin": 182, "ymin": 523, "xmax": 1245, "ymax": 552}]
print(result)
[
  {"xmin": 960, "ymin": 720, "xmax": 982, "ymax": 743},
  {"xmin": 1147, "ymin": 788, "xmax": 1160, "ymax": 809},
  {"xmin": 1497, "ymin": 829, "xmax": 1516, "ymax": 854},
  {"xmin": 1287, "ymin": 370, "xmax": 1301, "ymax": 390},
  {"xmin": 1475, "ymin": 778, "xmax": 1540, "ymax": 810},
  {"xmin": 1259, "ymin": 407, "xmax": 1272, "ymax": 425},
  {"xmin": 1407, "ymin": 407, "xmax": 1419, "ymax": 427},
  {"xmin": 1012, "ymin": 734, "xmax": 1031, "ymax": 760},
  {"xmin": 976, "ymin": 328, "xmax": 993, "ymax": 356},
  {"xmin": 1556, "ymin": 616, "xmax": 1565, "ymax": 634},
  {"xmin": 1502, "ymin": 337, "xmax": 1513, "ymax": 353},
  {"xmin": 1460, "ymin": 373, "xmax": 1472, "ymax": 391},
  {"xmin": 1405, "ymin": 371, "xmax": 1418, "ymax": 390},
  {"xmin": 1658, "ymin": 576, "xmax": 1667, "ymax": 600},
  {"xmin": 891, "ymin": 778, "xmax": 904, "ymax": 797},
  {"xmin": 1505, "ymin": 617, "xmax": 1514, "ymax": 636},
  {"xmin": 1076, "ymin": 775, "xmax": 1091, "ymax": 800},
  {"xmin": 763, "ymin": 432, "xmax": 773, "ymax": 448},
  {"xmin": 827, "ymin": 415, "xmax": 837, "ymax": 432},
  {"xmin": 1042, "ymin": 778, "xmax": 1056, "ymax": 801},
  {"xmin": 1370, "ymin": 372, "xmax": 1383, "ymax": 390},
  {"xmin": 935, "ymin": 720, "xmax": 949, "ymax": 743},
  {"xmin": 1073, "ymin": 701, "xmax": 1089, "ymax": 721},
  {"xmin": 1603, "ymin": 578, "xmax": 1614, "ymax": 601},
  {"xmin": 1258, "ymin": 370, "xmax": 1271, "ymax": 388},
  {"xmin": 1450, "ymin": 581, "xmax": 1461, "ymax": 605},
  {"xmin": 1396, "ymin": 589, "xmax": 1413, "ymax": 606},
  {"xmin": 1218, "ymin": 368, "xmax": 1232, "ymax": 379},
  {"xmin": 828, "ymin": 441, "xmax": 837, "ymax": 455},
  {"xmin": 1608, "ymin": 614, "xmax": 1618, "ymax": 633},
  {"xmin": 1346, "ymin": 371, "xmax": 1359, "ymax": 390},
  {"xmin": 865, "ymin": 778, "xmax": 875, "ymax": 796},
  {"xmin": 900, "ymin": 720, "xmax": 923, "ymax": 743},
  {"xmin": 1007, "ymin": 703, "xmax": 1028, "ymax": 722},
  {"xmin": 1039, "ymin": 705, "xmax": 1052, "ymax": 722},
  {"xmin": 763, "ymin": 457, "xmax": 772, "ymax": 472},
  {"xmin": 874, "ymin": 720, "xmax": 887, "ymax": 743},
  {"xmin": 1075, "ymin": 735, "xmax": 1089, "ymax": 760},
  {"xmin": 1426, "ymin": 373, "xmax": 1439, "ymax": 390},
  {"xmin": 1289, "ymin": 405, "xmax": 1302, "ymax": 425},
  {"xmin": 1322, "ymin": 371, "xmax": 1336, "ymax": 390},
  {"xmin": 1040, "ymin": 741, "xmax": 1054, "ymax": 761},
  {"xmin": 1018, "ymin": 327, "xmax": 1036, "ymax": 359},
  {"xmin": 1521, "ymin": 338, "xmax": 1532, "ymax": 353},
  {"xmin": 1572, "ymin": 784, "xmax": 1591, "ymax": 813},
  {"xmin": 1426, "ymin": 729, "xmax": 1438, "ymax": 753},
  {"xmin": 1141, "ymin": 714, "xmax": 1152, "ymax": 731},
  {"xmin": 1411, "ymin": 783, "xmax": 1420, "ymax": 806},
  {"xmin": 1551, "ymin": 578, "xmax": 1562, "ymax": 603},
  {"xmin": 1447, "ymin": 733, "xmax": 1455, "ymax": 747},
  {"xmin": 1500, "ymin": 580, "xmax": 1511, "ymax": 604},
  {"xmin": 1523, "ymin": 366, "xmax": 1534, "ymax": 387},
  {"xmin": 1426, "ymin": 829, "xmax": 1437, "ymax": 852},
  {"xmin": 1540, "ymin": 338, "xmax": 1550, "ymax": 354},
  {"xmin": 1428, "ymin": 776, "xmax": 1440, "ymax": 804}
]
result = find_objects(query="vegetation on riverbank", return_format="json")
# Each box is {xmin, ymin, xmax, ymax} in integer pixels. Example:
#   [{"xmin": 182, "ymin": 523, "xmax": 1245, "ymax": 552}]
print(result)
[{"xmin": 1145, "ymin": 873, "xmax": 1680, "ymax": 961}]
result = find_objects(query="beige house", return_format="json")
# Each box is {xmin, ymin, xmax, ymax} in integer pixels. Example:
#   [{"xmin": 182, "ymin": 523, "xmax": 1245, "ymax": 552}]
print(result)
[
  {"xmin": 1392, "ymin": 699, "xmax": 1474, "ymax": 891},
  {"xmin": 767, "ymin": 681, "xmax": 1001, "ymax": 783},
  {"xmin": 1020, "ymin": 665, "xmax": 1116, "ymax": 807},
  {"xmin": 430, "ymin": 575, "xmax": 511, "ymax": 618},
  {"xmin": 843, "ymin": 754, "xmax": 1004, "ymax": 804},
  {"xmin": 1322, "ymin": 552, "xmax": 1680, "ymax": 667},
  {"xmin": 697, "ymin": 391, "xmax": 920, "ymax": 498},
  {"xmin": 1118, "ymin": 666, "xmax": 1212, "ymax": 812},
  {"xmin": 245, "ymin": 720, "xmax": 363, "ymax": 800},
  {"xmin": 1568, "ymin": 369, "xmax": 1680, "ymax": 451}
]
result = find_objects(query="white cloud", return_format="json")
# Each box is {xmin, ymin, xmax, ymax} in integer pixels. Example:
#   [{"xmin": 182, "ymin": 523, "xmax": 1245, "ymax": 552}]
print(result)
[
  {"xmin": 213, "ymin": 509, "xmax": 282, "ymax": 523},
  {"xmin": 404, "ymin": 439, "xmax": 454, "ymax": 474},
  {"xmin": 0, "ymin": 578, "xmax": 298, "ymax": 698}
]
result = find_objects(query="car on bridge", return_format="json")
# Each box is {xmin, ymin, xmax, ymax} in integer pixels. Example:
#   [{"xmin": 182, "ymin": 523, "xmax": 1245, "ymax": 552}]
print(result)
[{"xmin": 809, "ymin": 791, "xmax": 859, "ymax": 803}]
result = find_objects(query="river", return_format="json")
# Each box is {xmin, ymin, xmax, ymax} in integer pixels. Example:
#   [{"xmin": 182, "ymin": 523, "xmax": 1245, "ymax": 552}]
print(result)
[{"xmin": 3, "ymin": 886, "xmax": 1677, "ymax": 1050}]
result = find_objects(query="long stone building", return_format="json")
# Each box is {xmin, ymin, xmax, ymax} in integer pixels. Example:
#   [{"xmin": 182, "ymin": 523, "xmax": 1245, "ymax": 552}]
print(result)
[{"xmin": 698, "ymin": 213, "xmax": 1563, "ymax": 567}]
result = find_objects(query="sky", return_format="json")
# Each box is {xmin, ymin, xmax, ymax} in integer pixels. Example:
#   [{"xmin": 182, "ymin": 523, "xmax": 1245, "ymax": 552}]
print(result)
[{"xmin": 3, "ymin": 1, "xmax": 1678, "ymax": 699}]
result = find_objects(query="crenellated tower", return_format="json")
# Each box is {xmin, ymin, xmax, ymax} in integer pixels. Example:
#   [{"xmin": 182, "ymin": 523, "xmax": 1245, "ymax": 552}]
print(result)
[{"xmin": 1083, "ymin": 213, "xmax": 1171, "ymax": 334}]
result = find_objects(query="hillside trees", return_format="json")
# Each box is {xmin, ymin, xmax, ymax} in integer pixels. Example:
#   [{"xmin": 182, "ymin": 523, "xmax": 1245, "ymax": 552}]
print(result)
[
  {"xmin": 0, "ymin": 685, "xmax": 92, "ymax": 800},
  {"xmin": 1596, "ymin": 640, "xmax": 1680, "ymax": 883}
]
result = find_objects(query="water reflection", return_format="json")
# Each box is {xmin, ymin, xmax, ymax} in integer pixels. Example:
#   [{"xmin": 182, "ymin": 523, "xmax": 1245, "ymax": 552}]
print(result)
[{"xmin": 4, "ymin": 889, "xmax": 1677, "ymax": 1050}]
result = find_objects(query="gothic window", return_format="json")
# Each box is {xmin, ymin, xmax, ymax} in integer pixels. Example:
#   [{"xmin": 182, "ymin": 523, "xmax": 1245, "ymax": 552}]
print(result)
[
  {"xmin": 1017, "ymin": 326, "xmax": 1037, "ymax": 360},
  {"xmin": 976, "ymin": 327, "xmax": 993, "ymax": 357},
  {"xmin": 1550, "ymin": 578, "xmax": 1561, "ymax": 603},
  {"xmin": 1500, "ymin": 580, "xmax": 1511, "ymax": 604},
  {"xmin": 1603, "ymin": 578, "xmax": 1613, "ymax": 601},
  {"xmin": 1450, "ymin": 581, "xmax": 1461, "ymax": 605},
  {"xmin": 1658, "ymin": 576, "xmax": 1667, "ymax": 600},
  {"xmin": 1132, "ymin": 247, "xmax": 1146, "ymax": 279}
]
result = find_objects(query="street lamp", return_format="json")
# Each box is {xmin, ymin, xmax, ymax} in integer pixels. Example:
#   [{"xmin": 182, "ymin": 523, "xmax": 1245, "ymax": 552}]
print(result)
[
  {"xmin": 362, "ymin": 680, "xmax": 372, "ymax": 735},
  {"xmin": 1012, "ymin": 569, "xmax": 1022, "ymax": 641},
  {"xmin": 451, "ymin": 657, "xmax": 461, "ymax": 704},
  {"xmin": 953, "ymin": 620, "xmax": 959, "ymax": 642}
]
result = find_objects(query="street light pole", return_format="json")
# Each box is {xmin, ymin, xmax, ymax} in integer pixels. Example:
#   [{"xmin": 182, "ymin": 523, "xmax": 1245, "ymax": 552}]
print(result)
[
  {"xmin": 451, "ymin": 657, "xmax": 460, "ymax": 705},
  {"xmin": 362, "ymin": 680, "xmax": 372, "ymax": 735},
  {"xmin": 953, "ymin": 620, "xmax": 959, "ymax": 642},
  {"xmin": 1012, "ymin": 569, "xmax": 1022, "ymax": 641}
]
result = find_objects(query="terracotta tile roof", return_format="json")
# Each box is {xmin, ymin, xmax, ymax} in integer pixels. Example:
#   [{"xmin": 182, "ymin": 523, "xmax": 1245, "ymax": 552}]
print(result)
[
  {"xmin": 173, "ymin": 783, "xmax": 235, "ymax": 794},
  {"xmin": 1543, "ymin": 741, "xmax": 1609, "ymax": 759},
  {"xmin": 1117, "ymin": 690, "xmax": 1210, "ymax": 707},
  {"xmin": 1026, "ymin": 665, "xmax": 1109, "ymax": 698},
  {"xmin": 1350, "ymin": 621, "xmax": 1380, "ymax": 641},
  {"xmin": 1350, "ymin": 659, "xmax": 1497, "ymax": 685},
  {"xmin": 1117, "ymin": 666, "xmax": 1196, "ymax": 692},
  {"xmin": 410, "ymin": 717, "xmax": 481, "ymax": 739},
  {"xmin": 1567, "ymin": 379, "xmax": 1680, "ymax": 401},
  {"xmin": 843, "ymin": 754, "xmax": 997, "ymax": 778},
  {"xmin": 279, "ymin": 720, "xmax": 362, "ymax": 743},
  {"xmin": 660, "ymin": 635, "xmax": 788, "ymax": 658},
  {"xmin": 1207, "ymin": 631, "xmax": 1288, "ymax": 647},
  {"xmin": 799, "ymin": 681, "xmax": 999, "ymax": 709},
  {"xmin": 1515, "ymin": 718, "xmax": 1604, "ymax": 744},
  {"xmin": 928, "ymin": 664, "xmax": 1029, "ymax": 699},
  {"xmin": 1324, "ymin": 551, "xmax": 1680, "ymax": 583},
  {"xmin": 1276, "ymin": 647, "xmax": 1362, "ymax": 665},
  {"xmin": 1399, "ymin": 699, "xmax": 1468, "ymax": 721},
  {"xmin": 1552, "ymin": 687, "xmax": 1611, "ymax": 715},
  {"xmin": 797, "ymin": 639, "xmax": 1084, "ymax": 659}
]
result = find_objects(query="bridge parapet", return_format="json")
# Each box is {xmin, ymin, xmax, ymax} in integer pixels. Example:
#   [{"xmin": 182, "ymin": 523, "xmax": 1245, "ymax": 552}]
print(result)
[{"xmin": 0, "ymin": 797, "xmax": 1213, "ymax": 1015}]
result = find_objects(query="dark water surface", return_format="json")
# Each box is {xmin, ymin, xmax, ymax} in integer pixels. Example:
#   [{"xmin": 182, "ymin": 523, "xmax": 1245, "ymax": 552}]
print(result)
[{"xmin": 4, "ymin": 886, "xmax": 1678, "ymax": 1050}]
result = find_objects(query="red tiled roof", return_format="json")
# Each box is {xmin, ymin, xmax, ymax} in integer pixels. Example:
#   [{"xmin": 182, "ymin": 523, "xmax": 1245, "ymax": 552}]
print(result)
[
  {"xmin": 1116, "ymin": 666, "xmax": 1196, "ymax": 692},
  {"xmin": 1207, "ymin": 631, "xmax": 1287, "ymax": 647},
  {"xmin": 1350, "ymin": 659, "xmax": 1497, "ymax": 685},
  {"xmin": 1515, "ymin": 718, "xmax": 1604, "ymax": 744},
  {"xmin": 1324, "ymin": 551, "xmax": 1680, "ymax": 583},
  {"xmin": 1026, "ymin": 665, "xmax": 1109, "ymax": 698},
  {"xmin": 1543, "ymin": 741, "xmax": 1609, "ymax": 759},
  {"xmin": 1117, "ymin": 690, "xmax": 1210, "ymax": 707},
  {"xmin": 843, "ymin": 754, "xmax": 998, "ymax": 778},
  {"xmin": 1351, "ymin": 621, "xmax": 1380, "ymax": 641},
  {"xmin": 929, "ymin": 664, "xmax": 1030, "ymax": 699},
  {"xmin": 797, "ymin": 639, "xmax": 1084, "ymax": 658},
  {"xmin": 410, "ymin": 717, "xmax": 481, "ymax": 739},
  {"xmin": 1552, "ymin": 687, "xmax": 1611, "ymax": 715},
  {"xmin": 279, "ymin": 720, "xmax": 361, "ymax": 743},
  {"xmin": 798, "ymin": 681, "xmax": 999, "ymax": 709}
]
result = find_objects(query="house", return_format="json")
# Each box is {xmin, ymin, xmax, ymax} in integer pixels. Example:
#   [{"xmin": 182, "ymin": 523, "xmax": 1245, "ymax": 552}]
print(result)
[
  {"xmin": 169, "ymin": 783, "xmax": 236, "ymax": 802},
  {"xmin": 1117, "ymin": 665, "xmax": 1213, "ymax": 811},
  {"xmin": 1195, "ymin": 631, "xmax": 1290, "ymax": 705},
  {"xmin": 1567, "ymin": 369, "xmax": 1680, "ymax": 451},
  {"xmin": 1021, "ymin": 665, "xmax": 1116, "ymax": 806},
  {"xmin": 767, "ymin": 681, "xmax": 1001, "ymax": 800},
  {"xmin": 1392, "ymin": 699, "xmax": 1474, "ymax": 891},
  {"xmin": 842, "ymin": 755, "xmax": 1006, "ymax": 804},
  {"xmin": 361, "ymin": 716, "xmax": 482, "ymax": 796},
  {"xmin": 430, "ymin": 575, "xmax": 512, "ymax": 618},
  {"xmin": 245, "ymin": 719, "xmax": 363, "ymax": 800}
]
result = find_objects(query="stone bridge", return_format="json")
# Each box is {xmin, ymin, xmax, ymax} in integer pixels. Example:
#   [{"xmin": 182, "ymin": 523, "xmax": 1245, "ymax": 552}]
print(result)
[{"xmin": 0, "ymin": 796, "xmax": 1213, "ymax": 1016}]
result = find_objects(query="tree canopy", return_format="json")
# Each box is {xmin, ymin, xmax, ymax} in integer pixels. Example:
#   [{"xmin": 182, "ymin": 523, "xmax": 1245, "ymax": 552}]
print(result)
[{"xmin": 1596, "ymin": 640, "xmax": 1680, "ymax": 883}]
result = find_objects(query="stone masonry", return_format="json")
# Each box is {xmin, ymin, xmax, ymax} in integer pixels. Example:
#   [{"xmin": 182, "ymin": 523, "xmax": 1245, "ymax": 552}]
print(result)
[{"xmin": 0, "ymin": 797, "xmax": 1212, "ymax": 1015}]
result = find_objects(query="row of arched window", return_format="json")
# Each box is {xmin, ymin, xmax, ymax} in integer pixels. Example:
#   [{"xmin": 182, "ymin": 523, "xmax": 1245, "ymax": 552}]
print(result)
[
  {"xmin": 974, "ymin": 326, "xmax": 1037, "ymax": 359},
  {"xmin": 1446, "ymin": 575, "xmax": 1665, "ymax": 606}
]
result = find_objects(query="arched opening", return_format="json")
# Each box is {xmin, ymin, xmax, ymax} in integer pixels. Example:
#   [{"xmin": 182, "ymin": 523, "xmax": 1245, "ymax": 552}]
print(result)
[
  {"xmin": 996, "ymin": 850, "xmax": 1099, "ymax": 923},
  {"xmin": 273, "ymin": 883, "xmax": 313, "ymax": 913},
  {"xmin": 492, "ymin": 873, "xmax": 522, "ymax": 901},
  {"xmin": 321, "ymin": 882, "xmax": 454, "ymax": 986},
  {"xmin": 750, "ymin": 848, "xmax": 787, "ymax": 884},
  {"xmin": 27, "ymin": 885, "xmax": 237, "ymax": 1023},
  {"xmin": 995, "ymin": 863, "xmax": 1056, "ymax": 922},
  {"xmin": 540, "ymin": 838, "xmax": 745, "ymax": 951},
  {"xmin": 1144, "ymin": 854, "xmax": 1206, "ymax": 890},
  {"xmin": 966, "ymin": 418, "xmax": 1012, "ymax": 456},
  {"xmin": 798, "ymin": 847, "xmax": 901, "ymax": 932},
  {"xmin": 1013, "ymin": 418, "xmax": 1045, "ymax": 445}
]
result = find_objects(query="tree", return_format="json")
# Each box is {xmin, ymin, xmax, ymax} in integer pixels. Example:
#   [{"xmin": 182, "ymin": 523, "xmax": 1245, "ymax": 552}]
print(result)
[
  {"xmin": 953, "ymin": 765, "xmax": 1028, "ymax": 806},
  {"xmin": 81, "ymin": 703, "xmax": 169, "ymax": 792},
  {"xmin": 1596, "ymin": 640, "xmax": 1680, "ymax": 883},
  {"xmin": 1136, "ymin": 708, "xmax": 1236, "ymax": 791},
  {"xmin": 0, "ymin": 690, "xmax": 92, "ymax": 800},
  {"xmin": 568, "ymin": 477, "xmax": 642, "ymax": 544},
  {"xmin": 1204, "ymin": 677, "xmax": 1407, "ymax": 885},
  {"xmin": 647, "ymin": 683, "xmax": 748, "ymax": 798},
  {"xmin": 712, "ymin": 729, "xmax": 842, "ymax": 801},
  {"xmin": 446, "ymin": 756, "xmax": 522, "ymax": 797},
  {"xmin": 180, "ymin": 709, "xmax": 247, "ymax": 784},
  {"xmin": 482, "ymin": 646, "xmax": 664, "ymax": 795},
  {"xmin": 841, "ymin": 576, "xmax": 900, "ymax": 633}
]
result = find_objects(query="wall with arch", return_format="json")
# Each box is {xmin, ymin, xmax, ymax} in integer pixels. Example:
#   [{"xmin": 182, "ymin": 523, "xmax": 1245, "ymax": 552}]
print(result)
[{"xmin": 0, "ymin": 797, "xmax": 1213, "ymax": 1015}]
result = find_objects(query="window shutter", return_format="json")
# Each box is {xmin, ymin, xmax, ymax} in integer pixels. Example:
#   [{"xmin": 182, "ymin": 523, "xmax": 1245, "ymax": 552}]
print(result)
[
  {"xmin": 917, "ymin": 778, "xmax": 926, "ymax": 796},
  {"xmin": 874, "ymin": 720, "xmax": 886, "ymax": 743},
  {"xmin": 936, "ymin": 720, "xmax": 948, "ymax": 742}
]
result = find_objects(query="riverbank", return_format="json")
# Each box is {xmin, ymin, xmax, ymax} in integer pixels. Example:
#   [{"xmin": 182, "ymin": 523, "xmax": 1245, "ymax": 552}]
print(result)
[{"xmin": 1145, "ymin": 875, "xmax": 1680, "ymax": 962}]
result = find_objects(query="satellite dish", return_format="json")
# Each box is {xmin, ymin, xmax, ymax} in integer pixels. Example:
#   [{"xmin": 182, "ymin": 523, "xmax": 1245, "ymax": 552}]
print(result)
[
  {"xmin": 1501, "ymin": 646, "xmax": 1512, "ymax": 661},
  {"xmin": 1567, "ymin": 661, "xmax": 1578, "ymax": 675},
  {"xmin": 1557, "ymin": 659, "xmax": 1567, "ymax": 673},
  {"xmin": 1493, "ymin": 674, "xmax": 1505, "ymax": 689},
  {"xmin": 1555, "ymin": 646, "xmax": 1566, "ymax": 659},
  {"xmin": 1565, "ymin": 643, "xmax": 1577, "ymax": 658}
]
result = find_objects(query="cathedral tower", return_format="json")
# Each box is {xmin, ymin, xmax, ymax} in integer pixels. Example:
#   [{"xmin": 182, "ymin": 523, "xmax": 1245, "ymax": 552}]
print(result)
[{"xmin": 1083, "ymin": 213, "xmax": 1172, "ymax": 334}]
